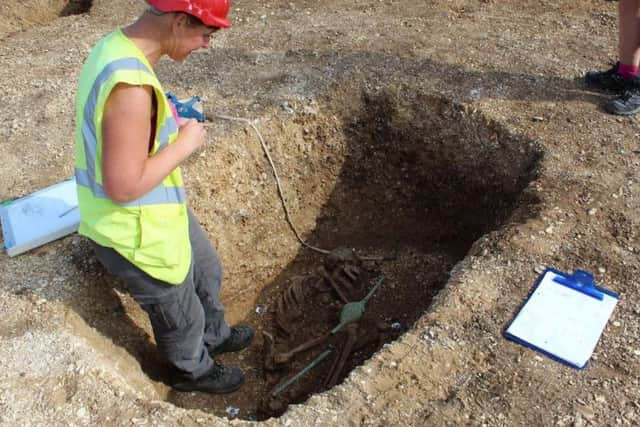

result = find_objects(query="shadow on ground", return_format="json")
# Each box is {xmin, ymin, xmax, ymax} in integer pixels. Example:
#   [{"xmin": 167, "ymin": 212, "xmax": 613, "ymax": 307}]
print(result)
[{"xmin": 169, "ymin": 47, "xmax": 608, "ymax": 113}]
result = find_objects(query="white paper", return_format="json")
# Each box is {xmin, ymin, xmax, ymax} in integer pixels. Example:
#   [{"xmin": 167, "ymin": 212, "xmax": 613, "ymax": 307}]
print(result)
[{"xmin": 506, "ymin": 270, "xmax": 618, "ymax": 368}]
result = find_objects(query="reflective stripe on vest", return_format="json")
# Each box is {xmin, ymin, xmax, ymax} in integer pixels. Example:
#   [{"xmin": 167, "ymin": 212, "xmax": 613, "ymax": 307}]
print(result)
[{"xmin": 75, "ymin": 57, "xmax": 184, "ymax": 206}]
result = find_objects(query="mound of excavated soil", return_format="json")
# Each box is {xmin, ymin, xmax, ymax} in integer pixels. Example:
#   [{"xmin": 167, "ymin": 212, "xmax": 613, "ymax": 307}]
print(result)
[
  {"xmin": 0, "ymin": 0, "xmax": 88, "ymax": 39},
  {"xmin": 1, "ymin": 0, "xmax": 639, "ymax": 426}
]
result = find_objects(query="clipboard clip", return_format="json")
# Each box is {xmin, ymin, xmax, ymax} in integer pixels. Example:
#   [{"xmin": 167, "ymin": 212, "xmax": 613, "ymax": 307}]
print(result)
[{"xmin": 552, "ymin": 269, "xmax": 604, "ymax": 301}]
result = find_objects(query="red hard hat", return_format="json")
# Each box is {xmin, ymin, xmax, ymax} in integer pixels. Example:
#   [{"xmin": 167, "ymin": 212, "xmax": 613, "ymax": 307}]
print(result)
[{"xmin": 147, "ymin": 0, "xmax": 232, "ymax": 28}]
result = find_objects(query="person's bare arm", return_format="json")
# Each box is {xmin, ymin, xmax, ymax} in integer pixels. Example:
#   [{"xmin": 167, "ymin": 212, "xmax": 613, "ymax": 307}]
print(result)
[{"xmin": 101, "ymin": 83, "xmax": 205, "ymax": 203}]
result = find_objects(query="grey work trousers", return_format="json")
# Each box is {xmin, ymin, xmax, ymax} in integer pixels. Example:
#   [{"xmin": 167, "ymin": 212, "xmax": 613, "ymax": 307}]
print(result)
[{"xmin": 90, "ymin": 209, "xmax": 230, "ymax": 380}]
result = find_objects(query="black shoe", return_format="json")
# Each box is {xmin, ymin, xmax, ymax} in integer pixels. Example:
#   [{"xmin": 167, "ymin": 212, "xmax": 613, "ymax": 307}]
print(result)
[
  {"xmin": 208, "ymin": 325, "xmax": 255, "ymax": 356},
  {"xmin": 585, "ymin": 62, "xmax": 628, "ymax": 92},
  {"xmin": 172, "ymin": 361, "xmax": 244, "ymax": 394},
  {"xmin": 605, "ymin": 80, "xmax": 640, "ymax": 115}
]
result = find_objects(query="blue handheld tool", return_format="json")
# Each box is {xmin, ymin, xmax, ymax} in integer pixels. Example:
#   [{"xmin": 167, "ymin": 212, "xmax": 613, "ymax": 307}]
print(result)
[{"xmin": 166, "ymin": 92, "xmax": 205, "ymax": 123}]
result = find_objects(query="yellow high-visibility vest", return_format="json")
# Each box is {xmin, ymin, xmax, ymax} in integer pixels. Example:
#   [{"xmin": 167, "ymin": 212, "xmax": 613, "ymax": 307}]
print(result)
[{"xmin": 74, "ymin": 29, "xmax": 191, "ymax": 284}]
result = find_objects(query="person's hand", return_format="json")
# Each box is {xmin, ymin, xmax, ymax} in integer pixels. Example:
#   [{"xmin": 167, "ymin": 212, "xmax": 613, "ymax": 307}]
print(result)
[{"xmin": 178, "ymin": 118, "xmax": 206, "ymax": 153}]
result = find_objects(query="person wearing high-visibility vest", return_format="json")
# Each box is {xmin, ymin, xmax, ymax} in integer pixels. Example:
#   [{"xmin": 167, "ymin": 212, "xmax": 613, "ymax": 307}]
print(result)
[{"xmin": 74, "ymin": 0, "xmax": 254, "ymax": 394}]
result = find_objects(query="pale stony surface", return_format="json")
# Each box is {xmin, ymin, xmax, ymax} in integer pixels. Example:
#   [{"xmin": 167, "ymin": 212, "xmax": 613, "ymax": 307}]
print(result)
[{"xmin": 1, "ymin": 0, "xmax": 640, "ymax": 426}]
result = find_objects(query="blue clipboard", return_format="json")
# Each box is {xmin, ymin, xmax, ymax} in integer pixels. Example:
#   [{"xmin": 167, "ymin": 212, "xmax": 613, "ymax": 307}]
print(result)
[
  {"xmin": 0, "ymin": 177, "xmax": 79, "ymax": 256},
  {"xmin": 504, "ymin": 267, "xmax": 619, "ymax": 369}
]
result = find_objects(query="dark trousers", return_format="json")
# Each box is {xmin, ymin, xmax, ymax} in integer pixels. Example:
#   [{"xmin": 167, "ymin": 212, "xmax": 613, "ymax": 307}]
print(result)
[{"xmin": 90, "ymin": 209, "xmax": 230, "ymax": 380}]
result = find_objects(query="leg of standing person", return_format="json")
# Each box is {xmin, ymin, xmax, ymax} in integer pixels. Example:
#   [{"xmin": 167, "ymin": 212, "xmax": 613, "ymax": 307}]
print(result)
[
  {"xmin": 607, "ymin": 0, "xmax": 640, "ymax": 115},
  {"xmin": 585, "ymin": 0, "xmax": 640, "ymax": 91},
  {"xmin": 186, "ymin": 208, "xmax": 254, "ymax": 355},
  {"xmin": 187, "ymin": 208, "xmax": 230, "ymax": 347},
  {"xmin": 90, "ymin": 241, "xmax": 214, "ymax": 378},
  {"xmin": 90, "ymin": 239, "xmax": 244, "ymax": 394},
  {"xmin": 585, "ymin": 0, "xmax": 640, "ymax": 115},
  {"xmin": 617, "ymin": 0, "xmax": 640, "ymax": 76}
]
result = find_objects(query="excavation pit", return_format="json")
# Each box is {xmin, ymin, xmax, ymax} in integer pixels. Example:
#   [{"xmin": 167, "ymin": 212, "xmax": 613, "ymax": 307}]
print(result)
[
  {"xmin": 161, "ymin": 89, "xmax": 544, "ymax": 420},
  {"xmin": 60, "ymin": 0, "xmax": 92, "ymax": 17},
  {"xmin": 68, "ymin": 88, "xmax": 543, "ymax": 421}
]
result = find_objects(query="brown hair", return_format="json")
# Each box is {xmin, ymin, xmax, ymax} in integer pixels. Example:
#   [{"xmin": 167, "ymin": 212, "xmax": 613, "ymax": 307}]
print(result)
[
  {"xmin": 183, "ymin": 12, "xmax": 206, "ymax": 28},
  {"xmin": 147, "ymin": 6, "xmax": 211, "ymax": 28}
]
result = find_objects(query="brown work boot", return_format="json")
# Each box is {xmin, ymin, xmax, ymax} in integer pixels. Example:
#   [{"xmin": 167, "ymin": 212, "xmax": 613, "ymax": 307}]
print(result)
[
  {"xmin": 208, "ymin": 325, "xmax": 255, "ymax": 356},
  {"xmin": 172, "ymin": 361, "xmax": 244, "ymax": 394}
]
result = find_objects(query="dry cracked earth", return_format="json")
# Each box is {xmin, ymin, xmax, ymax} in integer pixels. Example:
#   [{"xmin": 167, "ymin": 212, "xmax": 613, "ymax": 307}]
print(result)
[{"xmin": 1, "ymin": 0, "xmax": 640, "ymax": 426}]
